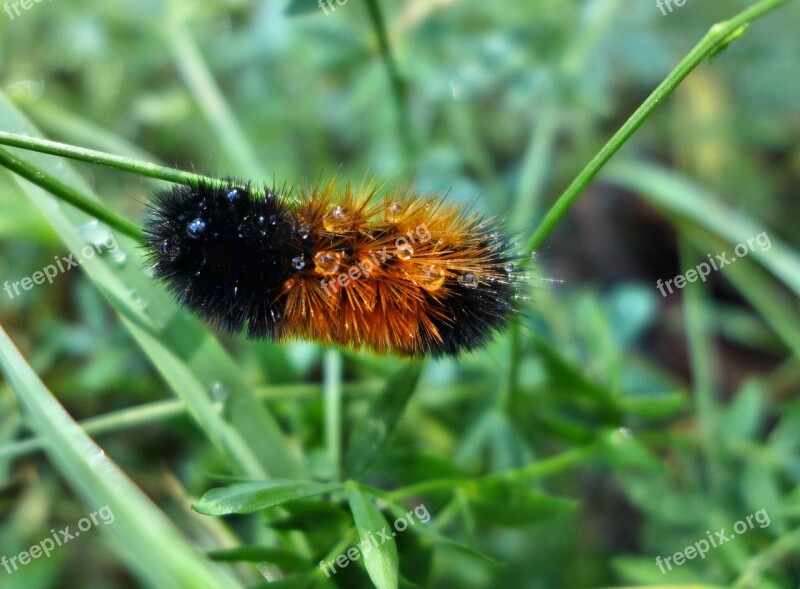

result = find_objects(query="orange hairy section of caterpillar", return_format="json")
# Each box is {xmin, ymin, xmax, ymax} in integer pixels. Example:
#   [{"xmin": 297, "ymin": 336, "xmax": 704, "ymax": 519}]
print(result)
[{"xmin": 276, "ymin": 180, "xmax": 520, "ymax": 356}]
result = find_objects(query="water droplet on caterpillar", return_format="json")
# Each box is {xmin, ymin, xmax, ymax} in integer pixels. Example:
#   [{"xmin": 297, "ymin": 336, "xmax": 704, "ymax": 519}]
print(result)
[
  {"xmin": 226, "ymin": 189, "xmax": 240, "ymax": 202},
  {"xmin": 385, "ymin": 202, "xmax": 403, "ymax": 223},
  {"xmin": 292, "ymin": 255, "xmax": 306, "ymax": 270},
  {"xmin": 458, "ymin": 273, "xmax": 480, "ymax": 289},
  {"xmin": 419, "ymin": 265, "xmax": 445, "ymax": 292},
  {"xmin": 113, "ymin": 252, "xmax": 127, "ymax": 266},
  {"xmin": 504, "ymin": 262, "xmax": 515, "ymax": 273},
  {"xmin": 396, "ymin": 244, "xmax": 414, "ymax": 260},
  {"xmin": 323, "ymin": 206, "xmax": 349, "ymax": 232},
  {"xmin": 187, "ymin": 218, "xmax": 206, "ymax": 236},
  {"xmin": 297, "ymin": 223, "xmax": 311, "ymax": 239},
  {"xmin": 314, "ymin": 250, "xmax": 343, "ymax": 275},
  {"xmin": 161, "ymin": 240, "xmax": 180, "ymax": 262},
  {"xmin": 282, "ymin": 278, "xmax": 297, "ymax": 293}
]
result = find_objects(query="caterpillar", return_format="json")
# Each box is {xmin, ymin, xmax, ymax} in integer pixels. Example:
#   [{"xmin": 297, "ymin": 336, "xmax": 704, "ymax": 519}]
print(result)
[{"xmin": 142, "ymin": 178, "xmax": 523, "ymax": 357}]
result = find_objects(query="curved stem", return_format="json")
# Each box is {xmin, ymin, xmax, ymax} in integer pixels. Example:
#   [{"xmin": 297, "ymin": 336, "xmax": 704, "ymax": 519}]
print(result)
[{"xmin": 524, "ymin": 0, "xmax": 791, "ymax": 254}]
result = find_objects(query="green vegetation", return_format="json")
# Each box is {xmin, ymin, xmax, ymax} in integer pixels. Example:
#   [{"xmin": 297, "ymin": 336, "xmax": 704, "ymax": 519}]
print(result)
[{"xmin": 0, "ymin": 0, "xmax": 798, "ymax": 587}]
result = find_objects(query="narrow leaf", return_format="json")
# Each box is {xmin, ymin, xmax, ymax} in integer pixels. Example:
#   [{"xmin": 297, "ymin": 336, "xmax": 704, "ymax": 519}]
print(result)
[
  {"xmin": 344, "ymin": 362, "xmax": 423, "ymax": 479},
  {"xmin": 347, "ymin": 486, "xmax": 399, "ymax": 589},
  {"xmin": 194, "ymin": 481, "xmax": 341, "ymax": 515}
]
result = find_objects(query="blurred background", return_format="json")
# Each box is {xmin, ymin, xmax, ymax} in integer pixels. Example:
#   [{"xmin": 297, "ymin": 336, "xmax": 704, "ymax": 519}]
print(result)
[{"xmin": 0, "ymin": 0, "xmax": 799, "ymax": 587}]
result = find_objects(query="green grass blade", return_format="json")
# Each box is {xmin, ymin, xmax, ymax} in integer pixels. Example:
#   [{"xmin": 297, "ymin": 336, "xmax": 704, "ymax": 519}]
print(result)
[
  {"xmin": 607, "ymin": 160, "xmax": 800, "ymax": 298},
  {"xmin": 0, "ymin": 324, "xmax": 243, "ymax": 589}
]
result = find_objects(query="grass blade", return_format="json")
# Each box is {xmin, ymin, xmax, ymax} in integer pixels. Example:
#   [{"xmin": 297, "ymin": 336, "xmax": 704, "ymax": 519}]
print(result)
[{"xmin": 0, "ymin": 324, "xmax": 243, "ymax": 589}]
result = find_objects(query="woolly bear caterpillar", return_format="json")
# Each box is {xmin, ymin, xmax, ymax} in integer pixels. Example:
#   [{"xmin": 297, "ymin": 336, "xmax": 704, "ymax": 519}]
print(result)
[{"xmin": 143, "ymin": 178, "xmax": 522, "ymax": 357}]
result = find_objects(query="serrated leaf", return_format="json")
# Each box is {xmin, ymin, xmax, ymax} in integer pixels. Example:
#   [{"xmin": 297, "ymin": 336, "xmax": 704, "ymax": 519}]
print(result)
[{"xmin": 194, "ymin": 481, "xmax": 341, "ymax": 515}]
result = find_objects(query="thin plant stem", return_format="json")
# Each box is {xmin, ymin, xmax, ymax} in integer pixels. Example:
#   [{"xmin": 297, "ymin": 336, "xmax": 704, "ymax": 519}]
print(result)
[
  {"xmin": 363, "ymin": 0, "xmax": 415, "ymax": 160},
  {"xmin": 0, "ymin": 130, "xmax": 217, "ymax": 186},
  {"xmin": 324, "ymin": 349, "xmax": 344, "ymax": 481},
  {"xmin": 524, "ymin": 0, "xmax": 791, "ymax": 254},
  {"xmin": 0, "ymin": 146, "xmax": 143, "ymax": 241}
]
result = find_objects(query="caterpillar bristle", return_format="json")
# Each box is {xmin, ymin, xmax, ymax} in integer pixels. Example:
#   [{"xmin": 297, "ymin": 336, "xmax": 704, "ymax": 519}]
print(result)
[{"xmin": 142, "ymin": 177, "xmax": 523, "ymax": 357}]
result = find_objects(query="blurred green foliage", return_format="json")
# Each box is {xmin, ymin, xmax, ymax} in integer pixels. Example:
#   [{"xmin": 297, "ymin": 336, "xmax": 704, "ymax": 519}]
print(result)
[{"xmin": 0, "ymin": 0, "xmax": 799, "ymax": 587}]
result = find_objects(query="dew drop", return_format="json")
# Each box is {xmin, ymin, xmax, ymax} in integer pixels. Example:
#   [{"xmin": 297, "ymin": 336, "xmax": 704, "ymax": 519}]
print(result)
[
  {"xmin": 419, "ymin": 265, "xmax": 445, "ymax": 292},
  {"xmin": 226, "ymin": 189, "xmax": 240, "ymax": 201},
  {"xmin": 161, "ymin": 240, "xmax": 180, "ymax": 262},
  {"xmin": 297, "ymin": 223, "xmax": 311, "ymax": 239},
  {"xmin": 132, "ymin": 295, "xmax": 149, "ymax": 310},
  {"xmin": 396, "ymin": 244, "xmax": 414, "ymax": 261},
  {"xmin": 257, "ymin": 215, "xmax": 266, "ymax": 226},
  {"xmin": 457, "ymin": 273, "xmax": 480, "ymax": 289},
  {"xmin": 323, "ymin": 206, "xmax": 349, "ymax": 232},
  {"xmin": 292, "ymin": 255, "xmax": 306, "ymax": 270},
  {"xmin": 385, "ymin": 202, "xmax": 403, "ymax": 223},
  {"xmin": 504, "ymin": 262, "xmax": 515, "ymax": 273},
  {"xmin": 113, "ymin": 252, "xmax": 127, "ymax": 266},
  {"xmin": 269, "ymin": 214, "xmax": 278, "ymax": 225},
  {"xmin": 314, "ymin": 250, "xmax": 343, "ymax": 275},
  {"xmin": 210, "ymin": 381, "xmax": 228, "ymax": 403},
  {"xmin": 187, "ymin": 218, "xmax": 206, "ymax": 236}
]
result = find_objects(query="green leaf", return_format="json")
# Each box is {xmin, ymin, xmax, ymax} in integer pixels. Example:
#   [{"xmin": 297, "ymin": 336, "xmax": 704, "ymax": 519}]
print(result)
[
  {"xmin": 742, "ymin": 459, "xmax": 784, "ymax": 535},
  {"xmin": 347, "ymin": 485, "xmax": 399, "ymax": 589},
  {"xmin": 193, "ymin": 481, "xmax": 342, "ymax": 515},
  {"xmin": 612, "ymin": 556, "xmax": 719, "ymax": 586},
  {"xmin": 0, "ymin": 324, "xmax": 243, "ymax": 589},
  {"xmin": 708, "ymin": 24, "xmax": 749, "ymax": 61},
  {"xmin": 344, "ymin": 362, "xmax": 423, "ymax": 479},
  {"xmin": 470, "ymin": 479, "xmax": 577, "ymax": 527},
  {"xmin": 721, "ymin": 381, "xmax": 764, "ymax": 443},
  {"xmin": 598, "ymin": 427, "xmax": 666, "ymax": 472},
  {"xmin": 207, "ymin": 546, "xmax": 309, "ymax": 569}
]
